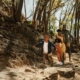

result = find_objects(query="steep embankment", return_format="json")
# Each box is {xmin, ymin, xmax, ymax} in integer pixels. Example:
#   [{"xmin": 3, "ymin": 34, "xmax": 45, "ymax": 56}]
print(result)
[{"xmin": 0, "ymin": 3, "xmax": 44, "ymax": 67}]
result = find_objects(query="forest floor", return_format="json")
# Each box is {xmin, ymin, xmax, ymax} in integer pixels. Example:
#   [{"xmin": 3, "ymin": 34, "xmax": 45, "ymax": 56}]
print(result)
[{"xmin": 0, "ymin": 52, "xmax": 80, "ymax": 80}]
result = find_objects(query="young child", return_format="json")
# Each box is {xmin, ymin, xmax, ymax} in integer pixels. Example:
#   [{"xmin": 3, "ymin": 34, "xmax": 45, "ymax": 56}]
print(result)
[{"xmin": 34, "ymin": 33, "xmax": 56, "ymax": 66}]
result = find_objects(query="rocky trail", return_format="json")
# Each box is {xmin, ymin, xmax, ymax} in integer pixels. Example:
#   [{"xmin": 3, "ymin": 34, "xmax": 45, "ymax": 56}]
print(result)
[
  {"xmin": 0, "ymin": 52, "xmax": 80, "ymax": 80},
  {"xmin": 0, "ymin": 3, "xmax": 80, "ymax": 80}
]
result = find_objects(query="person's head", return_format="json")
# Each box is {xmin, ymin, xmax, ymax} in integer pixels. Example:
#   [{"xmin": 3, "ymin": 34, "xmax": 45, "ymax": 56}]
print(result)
[
  {"xmin": 44, "ymin": 33, "xmax": 50, "ymax": 42},
  {"xmin": 63, "ymin": 24, "xmax": 66, "ymax": 30},
  {"xmin": 57, "ymin": 29, "xmax": 62, "ymax": 36}
]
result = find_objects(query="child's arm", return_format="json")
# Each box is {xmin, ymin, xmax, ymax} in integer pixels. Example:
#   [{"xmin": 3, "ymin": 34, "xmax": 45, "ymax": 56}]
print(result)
[
  {"xmin": 56, "ymin": 35, "xmax": 63, "ymax": 42},
  {"xmin": 51, "ymin": 42, "xmax": 56, "ymax": 50},
  {"xmin": 34, "ymin": 41, "xmax": 44, "ymax": 47}
]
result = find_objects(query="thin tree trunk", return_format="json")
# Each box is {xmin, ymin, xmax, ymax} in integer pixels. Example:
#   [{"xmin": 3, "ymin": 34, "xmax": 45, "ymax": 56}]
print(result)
[
  {"xmin": 77, "ymin": 18, "xmax": 79, "ymax": 44},
  {"xmin": 12, "ymin": 0, "xmax": 15, "ymax": 19},
  {"xmin": 74, "ymin": 0, "xmax": 78, "ymax": 44},
  {"xmin": 37, "ymin": 0, "xmax": 49, "ymax": 21},
  {"xmin": 0, "ymin": 0, "xmax": 2, "ymax": 5},
  {"xmin": 33, "ymin": 0, "xmax": 41, "ymax": 21},
  {"xmin": 77, "ymin": 0, "xmax": 79, "ymax": 44},
  {"xmin": 33, "ymin": 0, "xmax": 34, "ymax": 12},
  {"xmin": 16, "ymin": 0, "xmax": 23, "ymax": 22},
  {"xmin": 24, "ymin": 0, "xmax": 27, "ymax": 19},
  {"xmin": 42, "ymin": 7, "xmax": 46, "ymax": 32},
  {"xmin": 70, "ymin": 8, "xmax": 75, "ymax": 33}
]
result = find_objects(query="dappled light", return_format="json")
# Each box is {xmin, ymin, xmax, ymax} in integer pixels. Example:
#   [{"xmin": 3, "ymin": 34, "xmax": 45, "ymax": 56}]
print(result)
[{"xmin": 0, "ymin": 0, "xmax": 80, "ymax": 80}]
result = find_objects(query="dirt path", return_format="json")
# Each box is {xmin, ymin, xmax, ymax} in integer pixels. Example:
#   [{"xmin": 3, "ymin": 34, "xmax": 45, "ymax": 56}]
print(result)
[
  {"xmin": 53, "ymin": 52, "xmax": 80, "ymax": 80},
  {"xmin": 0, "ymin": 52, "xmax": 80, "ymax": 80}
]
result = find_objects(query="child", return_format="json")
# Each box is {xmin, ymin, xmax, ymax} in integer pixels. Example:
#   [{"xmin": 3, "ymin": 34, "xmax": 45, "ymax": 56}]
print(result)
[{"xmin": 34, "ymin": 33, "xmax": 56, "ymax": 66}]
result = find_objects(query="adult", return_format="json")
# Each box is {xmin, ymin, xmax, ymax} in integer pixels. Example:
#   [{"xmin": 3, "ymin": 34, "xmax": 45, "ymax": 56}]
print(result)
[
  {"xmin": 55, "ymin": 29, "xmax": 66, "ymax": 65},
  {"xmin": 62, "ymin": 25, "xmax": 73, "ymax": 62}
]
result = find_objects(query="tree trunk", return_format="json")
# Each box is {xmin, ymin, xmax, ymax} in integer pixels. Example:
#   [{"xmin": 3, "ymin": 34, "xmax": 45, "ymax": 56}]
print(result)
[
  {"xmin": 37, "ymin": 0, "xmax": 49, "ymax": 21},
  {"xmin": 46, "ymin": 0, "xmax": 52, "ymax": 32},
  {"xmin": 33, "ymin": 0, "xmax": 41, "ymax": 21},
  {"xmin": 0, "ymin": 0, "xmax": 2, "ymax": 3},
  {"xmin": 42, "ymin": 7, "xmax": 46, "ymax": 32},
  {"xmin": 16, "ymin": 0, "xmax": 23, "ymax": 22},
  {"xmin": 70, "ymin": 8, "xmax": 75, "ymax": 33},
  {"xmin": 74, "ymin": 11, "xmax": 77, "ymax": 44},
  {"xmin": 24, "ymin": 0, "xmax": 27, "ymax": 19},
  {"xmin": 0, "ymin": 0, "xmax": 2, "ymax": 5},
  {"xmin": 74, "ymin": 0, "xmax": 78, "ymax": 44},
  {"xmin": 77, "ymin": 18, "xmax": 79, "ymax": 44},
  {"xmin": 12, "ymin": 0, "xmax": 15, "ymax": 19}
]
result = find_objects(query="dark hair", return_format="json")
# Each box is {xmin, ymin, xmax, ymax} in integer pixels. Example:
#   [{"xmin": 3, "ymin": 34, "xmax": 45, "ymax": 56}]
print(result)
[
  {"xmin": 57, "ymin": 29, "xmax": 62, "ymax": 32},
  {"xmin": 63, "ymin": 24, "xmax": 66, "ymax": 27},
  {"xmin": 43, "ymin": 32, "xmax": 50, "ymax": 36}
]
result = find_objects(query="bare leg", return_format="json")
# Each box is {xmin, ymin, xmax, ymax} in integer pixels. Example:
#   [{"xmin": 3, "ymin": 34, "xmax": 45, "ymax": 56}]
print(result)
[
  {"xmin": 61, "ymin": 53, "xmax": 65, "ymax": 64},
  {"xmin": 67, "ymin": 47, "xmax": 71, "ymax": 62},
  {"xmin": 48, "ymin": 55, "xmax": 53, "ymax": 66},
  {"xmin": 49, "ymin": 56, "xmax": 53, "ymax": 63},
  {"xmin": 57, "ymin": 53, "xmax": 61, "ymax": 61},
  {"xmin": 43, "ymin": 54, "xmax": 47, "ymax": 63},
  {"xmin": 66, "ymin": 42, "xmax": 71, "ymax": 62}
]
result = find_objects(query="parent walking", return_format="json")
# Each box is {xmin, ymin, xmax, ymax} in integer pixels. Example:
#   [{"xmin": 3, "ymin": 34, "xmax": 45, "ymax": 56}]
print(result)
[
  {"xmin": 62, "ymin": 25, "xmax": 73, "ymax": 62},
  {"xmin": 55, "ymin": 29, "xmax": 66, "ymax": 65}
]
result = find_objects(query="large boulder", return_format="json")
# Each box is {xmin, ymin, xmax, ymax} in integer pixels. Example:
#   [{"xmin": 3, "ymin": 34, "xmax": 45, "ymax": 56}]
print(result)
[
  {"xmin": 44, "ymin": 67, "xmax": 58, "ymax": 80},
  {"xmin": 57, "ymin": 68, "xmax": 75, "ymax": 78}
]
